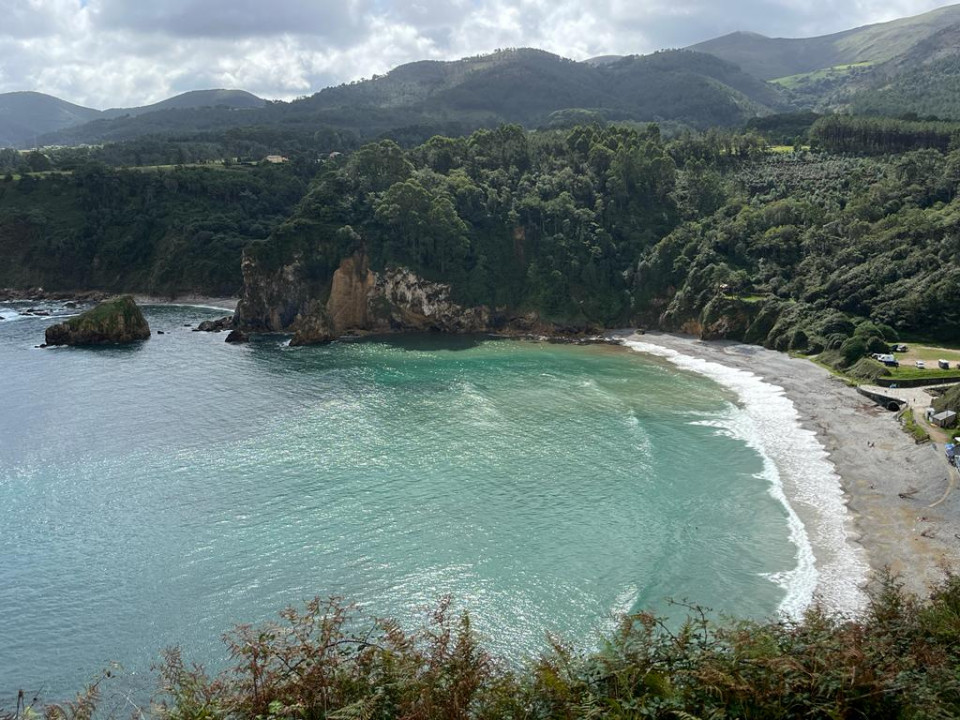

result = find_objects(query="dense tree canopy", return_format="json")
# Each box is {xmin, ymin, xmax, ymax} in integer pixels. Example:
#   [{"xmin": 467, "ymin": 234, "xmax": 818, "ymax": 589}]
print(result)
[{"xmin": 4, "ymin": 118, "xmax": 960, "ymax": 353}]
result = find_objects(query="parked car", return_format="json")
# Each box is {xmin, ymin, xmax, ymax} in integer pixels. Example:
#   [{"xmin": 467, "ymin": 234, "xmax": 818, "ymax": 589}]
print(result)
[
  {"xmin": 939, "ymin": 359, "xmax": 950, "ymax": 369},
  {"xmin": 915, "ymin": 360, "xmax": 926, "ymax": 369}
]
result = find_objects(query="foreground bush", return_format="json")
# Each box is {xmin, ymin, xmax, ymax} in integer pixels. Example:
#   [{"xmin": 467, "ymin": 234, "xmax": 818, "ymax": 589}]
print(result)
[{"xmin": 8, "ymin": 572, "xmax": 960, "ymax": 719}]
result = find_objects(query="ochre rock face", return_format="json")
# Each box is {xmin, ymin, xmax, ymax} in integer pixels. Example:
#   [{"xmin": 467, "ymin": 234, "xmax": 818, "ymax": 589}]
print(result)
[
  {"xmin": 326, "ymin": 254, "xmax": 376, "ymax": 333},
  {"xmin": 44, "ymin": 295, "xmax": 150, "ymax": 346}
]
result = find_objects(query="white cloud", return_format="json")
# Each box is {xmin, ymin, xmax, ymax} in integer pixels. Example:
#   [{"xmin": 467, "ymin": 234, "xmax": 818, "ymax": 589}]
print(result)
[
  {"xmin": 0, "ymin": 0, "xmax": 77, "ymax": 38},
  {"xmin": 89, "ymin": 0, "xmax": 371, "ymax": 41},
  {"xmin": 0, "ymin": 0, "xmax": 956, "ymax": 108}
]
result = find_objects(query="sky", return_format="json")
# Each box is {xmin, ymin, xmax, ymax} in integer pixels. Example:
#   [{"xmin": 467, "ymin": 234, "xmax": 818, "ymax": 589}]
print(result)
[{"xmin": 0, "ymin": 0, "xmax": 957, "ymax": 109}]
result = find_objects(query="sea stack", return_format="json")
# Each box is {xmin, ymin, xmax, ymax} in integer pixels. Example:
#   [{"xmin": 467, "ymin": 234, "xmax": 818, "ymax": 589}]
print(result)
[{"xmin": 44, "ymin": 295, "xmax": 151, "ymax": 346}]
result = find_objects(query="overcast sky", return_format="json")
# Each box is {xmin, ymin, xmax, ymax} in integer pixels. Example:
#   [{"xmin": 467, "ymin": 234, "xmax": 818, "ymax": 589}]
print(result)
[{"xmin": 0, "ymin": 0, "xmax": 956, "ymax": 108}]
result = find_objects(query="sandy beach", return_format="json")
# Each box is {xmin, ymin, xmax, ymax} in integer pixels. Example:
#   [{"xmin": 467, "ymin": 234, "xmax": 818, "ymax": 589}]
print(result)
[{"xmin": 620, "ymin": 331, "xmax": 960, "ymax": 604}]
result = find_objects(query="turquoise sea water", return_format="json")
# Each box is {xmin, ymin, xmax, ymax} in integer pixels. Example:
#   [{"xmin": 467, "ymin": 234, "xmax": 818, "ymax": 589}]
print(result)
[{"xmin": 0, "ymin": 303, "xmax": 800, "ymax": 705}]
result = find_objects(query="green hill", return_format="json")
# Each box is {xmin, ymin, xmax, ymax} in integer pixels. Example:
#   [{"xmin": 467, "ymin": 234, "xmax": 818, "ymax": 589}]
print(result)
[
  {"xmin": 847, "ymin": 55, "xmax": 960, "ymax": 118},
  {"xmin": 38, "ymin": 48, "xmax": 790, "ymax": 147},
  {"xmin": 689, "ymin": 3, "xmax": 960, "ymax": 80},
  {"xmin": 101, "ymin": 89, "xmax": 266, "ymax": 119},
  {"xmin": 11, "ymin": 5, "xmax": 960, "ymax": 149},
  {"xmin": 686, "ymin": 4, "xmax": 960, "ymax": 119},
  {"xmin": 0, "ymin": 163, "xmax": 306, "ymax": 296},
  {"xmin": 844, "ymin": 22, "xmax": 960, "ymax": 118},
  {"xmin": 0, "ymin": 92, "xmax": 101, "ymax": 148},
  {"xmin": 0, "ymin": 89, "xmax": 267, "ymax": 149}
]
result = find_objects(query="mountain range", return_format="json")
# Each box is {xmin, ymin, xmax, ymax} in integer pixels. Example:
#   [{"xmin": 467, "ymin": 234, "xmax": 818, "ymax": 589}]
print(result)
[
  {"xmin": 0, "ymin": 89, "xmax": 265, "ymax": 148},
  {"xmin": 4, "ymin": 3, "xmax": 960, "ymax": 149}
]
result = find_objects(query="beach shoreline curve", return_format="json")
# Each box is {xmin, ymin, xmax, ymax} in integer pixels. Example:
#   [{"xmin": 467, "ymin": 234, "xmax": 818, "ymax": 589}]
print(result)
[{"xmin": 616, "ymin": 330, "xmax": 959, "ymax": 609}]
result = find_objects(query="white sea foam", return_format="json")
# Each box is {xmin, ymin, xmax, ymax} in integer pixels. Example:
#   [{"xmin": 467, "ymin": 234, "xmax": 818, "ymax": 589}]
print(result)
[
  {"xmin": 154, "ymin": 303, "xmax": 236, "ymax": 312},
  {"xmin": 622, "ymin": 339, "xmax": 870, "ymax": 617},
  {"xmin": 611, "ymin": 585, "xmax": 640, "ymax": 623}
]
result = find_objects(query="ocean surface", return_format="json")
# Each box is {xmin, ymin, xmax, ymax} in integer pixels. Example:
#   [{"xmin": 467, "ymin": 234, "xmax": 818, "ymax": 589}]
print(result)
[{"xmin": 1, "ymin": 302, "xmax": 824, "ymax": 705}]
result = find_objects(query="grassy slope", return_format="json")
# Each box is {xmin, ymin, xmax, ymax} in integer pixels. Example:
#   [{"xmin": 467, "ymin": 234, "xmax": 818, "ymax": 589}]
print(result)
[
  {"xmin": 772, "ymin": 62, "xmax": 873, "ymax": 90},
  {"xmin": 62, "ymin": 295, "xmax": 147, "ymax": 334}
]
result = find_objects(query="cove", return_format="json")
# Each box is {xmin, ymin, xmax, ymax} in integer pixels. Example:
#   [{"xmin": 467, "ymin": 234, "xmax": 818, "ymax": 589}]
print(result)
[{"xmin": 1, "ymin": 304, "xmax": 798, "ymax": 704}]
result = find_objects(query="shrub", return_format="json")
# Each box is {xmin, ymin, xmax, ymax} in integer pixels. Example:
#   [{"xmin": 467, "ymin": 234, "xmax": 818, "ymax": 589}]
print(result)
[
  {"xmin": 13, "ymin": 573, "xmax": 960, "ymax": 720},
  {"xmin": 838, "ymin": 335, "xmax": 869, "ymax": 366},
  {"xmin": 847, "ymin": 357, "xmax": 891, "ymax": 382}
]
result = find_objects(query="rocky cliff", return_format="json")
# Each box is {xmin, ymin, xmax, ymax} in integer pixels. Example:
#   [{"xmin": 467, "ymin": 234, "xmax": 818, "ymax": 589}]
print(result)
[
  {"xmin": 237, "ymin": 251, "xmax": 498, "ymax": 345},
  {"xmin": 234, "ymin": 242, "xmax": 778, "ymax": 345},
  {"xmin": 235, "ymin": 252, "xmax": 315, "ymax": 333},
  {"xmin": 44, "ymin": 295, "xmax": 151, "ymax": 346}
]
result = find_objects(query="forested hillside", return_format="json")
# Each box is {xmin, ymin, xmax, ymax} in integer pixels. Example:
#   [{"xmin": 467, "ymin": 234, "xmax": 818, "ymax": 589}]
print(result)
[
  {"xmin": 231, "ymin": 118, "xmax": 960, "ymax": 354},
  {"xmin": 5, "ymin": 117, "xmax": 960, "ymax": 361},
  {"xmin": 0, "ymin": 163, "xmax": 307, "ymax": 296}
]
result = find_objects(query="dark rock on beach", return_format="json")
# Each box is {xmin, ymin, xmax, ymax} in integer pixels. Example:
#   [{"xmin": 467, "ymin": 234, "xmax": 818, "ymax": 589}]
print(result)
[
  {"xmin": 44, "ymin": 295, "xmax": 151, "ymax": 346},
  {"xmin": 224, "ymin": 329, "xmax": 248, "ymax": 343}
]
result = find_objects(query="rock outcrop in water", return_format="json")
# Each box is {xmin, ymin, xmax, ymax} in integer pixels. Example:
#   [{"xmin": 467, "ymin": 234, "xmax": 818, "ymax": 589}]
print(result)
[
  {"xmin": 224, "ymin": 329, "xmax": 249, "ymax": 343},
  {"xmin": 44, "ymin": 295, "xmax": 151, "ymax": 346},
  {"xmin": 194, "ymin": 316, "xmax": 235, "ymax": 332},
  {"xmin": 238, "ymin": 251, "xmax": 498, "ymax": 345}
]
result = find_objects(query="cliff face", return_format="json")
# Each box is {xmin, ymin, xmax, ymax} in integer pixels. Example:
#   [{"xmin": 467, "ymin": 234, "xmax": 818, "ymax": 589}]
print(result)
[
  {"xmin": 235, "ymin": 253, "xmax": 314, "ymax": 332},
  {"xmin": 237, "ymin": 252, "xmax": 496, "ymax": 344},
  {"xmin": 327, "ymin": 254, "xmax": 376, "ymax": 331},
  {"xmin": 235, "ymin": 243, "xmax": 776, "ymax": 345},
  {"xmin": 642, "ymin": 283, "xmax": 771, "ymax": 344},
  {"xmin": 374, "ymin": 268, "xmax": 490, "ymax": 333},
  {"xmin": 697, "ymin": 295, "xmax": 760, "ymax": 341},
  {"xmin": 44, "ymin": 295, "xmax": 151, "ymax": 346}
]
